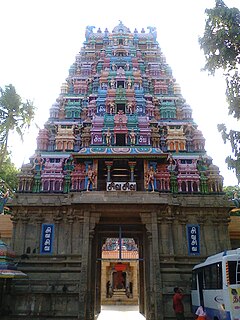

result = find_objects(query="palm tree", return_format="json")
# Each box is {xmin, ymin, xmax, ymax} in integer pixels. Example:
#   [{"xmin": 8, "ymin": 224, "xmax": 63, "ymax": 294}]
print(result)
[{"xmin": 0, "ymin": 84, "xmax": 35, "ymax": 169}]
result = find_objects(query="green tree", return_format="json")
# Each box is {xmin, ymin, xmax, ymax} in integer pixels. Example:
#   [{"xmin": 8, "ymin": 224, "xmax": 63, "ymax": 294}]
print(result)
[
  {"xmin": 223, "ymin": 185, "xmax": 240, "ymax": 200},
  {"xmin": 0, "ymin": 153, "xmax": 19, "ymax": 192},
  {"xmin": 0, "ymin": 153, "xmax": 19, "ymax": 214},
  {"xmin": 0, "ymin": 84, "xmax": 35, "ymax": 169},
  {"xmin": 199, "ymin": 0, "xmax": 240, "ymax": 182}
]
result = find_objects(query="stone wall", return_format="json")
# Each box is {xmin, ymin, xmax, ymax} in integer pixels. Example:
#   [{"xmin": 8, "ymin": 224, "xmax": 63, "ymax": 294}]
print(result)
[
  {"xmin": 0, "ymin": 215, "xmax": 12, "ymax": 245},
  {"xmin": 4, "ymin": 191, "xmax": 231, "ymax": 320}
]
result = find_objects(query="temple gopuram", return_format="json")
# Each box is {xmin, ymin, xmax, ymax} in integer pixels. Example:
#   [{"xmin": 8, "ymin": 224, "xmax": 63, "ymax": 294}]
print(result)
[{"xmin": 7, "ymin": 22, "xmax": 232, "ymax": 320}]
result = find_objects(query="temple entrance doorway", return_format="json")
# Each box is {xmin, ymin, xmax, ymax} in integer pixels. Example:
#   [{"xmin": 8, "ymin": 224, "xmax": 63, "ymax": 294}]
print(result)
[
  {"xmin": 101, "ymin": 237, "xmax": 139, "ymax": 305},
  {"xmin": 93, "ymin": 223, "xmax": 146, "ymax": 318}
]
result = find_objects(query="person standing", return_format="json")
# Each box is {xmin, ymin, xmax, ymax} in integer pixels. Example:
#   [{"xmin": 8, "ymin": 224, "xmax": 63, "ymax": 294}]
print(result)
[{"xmin": 173, "ymin": 287, "xmax": 185, "ymax": 320}]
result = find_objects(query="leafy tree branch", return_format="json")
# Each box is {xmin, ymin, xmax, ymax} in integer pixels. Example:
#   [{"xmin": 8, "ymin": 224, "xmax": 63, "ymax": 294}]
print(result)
[
  {"xmin": 199, "ymin": 0, "xmax": 240, "ymax": 183},
  {"xmin": 0, "ymin": 84, "xmax": 35, "ymax": 170}
]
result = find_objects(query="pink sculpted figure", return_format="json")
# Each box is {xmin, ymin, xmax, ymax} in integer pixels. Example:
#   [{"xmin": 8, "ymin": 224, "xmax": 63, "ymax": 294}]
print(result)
[{"xmin": 146, "ymin": 166, "xmax": 155, "ymax": 192}]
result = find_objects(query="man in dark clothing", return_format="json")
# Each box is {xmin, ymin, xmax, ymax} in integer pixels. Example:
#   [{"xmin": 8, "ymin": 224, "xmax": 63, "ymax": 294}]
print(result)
[{"xmin": 173, "ymin": 287, "xmax": 185, "ymax": 320}]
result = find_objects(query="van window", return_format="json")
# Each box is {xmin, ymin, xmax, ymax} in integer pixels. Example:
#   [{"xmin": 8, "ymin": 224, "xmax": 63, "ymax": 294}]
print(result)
[{"xmin": 204, "ymin": 263, "xmax": 222, "ymax": 289}]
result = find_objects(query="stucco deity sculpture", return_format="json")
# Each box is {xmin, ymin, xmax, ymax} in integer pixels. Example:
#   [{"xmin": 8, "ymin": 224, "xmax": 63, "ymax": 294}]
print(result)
[
  {"xmin": 86, "ymin": 165, "xmax": 96, "ymax": 191},
  {"xmin": 129, "ymin": 129, "xmax": 136, "ymax": 145},
  {"xmin": 145, "ymin": 166, "xmax": 155, "ymax": 192},
  {"xmin": 105, "ymin": 128, "xmax": 112, "ymax": 146}
]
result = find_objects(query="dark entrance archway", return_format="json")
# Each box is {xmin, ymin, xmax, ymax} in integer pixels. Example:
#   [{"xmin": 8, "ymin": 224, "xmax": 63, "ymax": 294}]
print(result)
[{"xmin": 92, "ymin": 222, "xmax": 147, "ymax": 318}]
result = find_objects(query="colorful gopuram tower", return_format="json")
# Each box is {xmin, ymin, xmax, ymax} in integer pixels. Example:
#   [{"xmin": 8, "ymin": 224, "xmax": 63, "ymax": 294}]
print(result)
[{"xmin": 8, "ymin": 22, "xmax": 231, "ymax": 320}]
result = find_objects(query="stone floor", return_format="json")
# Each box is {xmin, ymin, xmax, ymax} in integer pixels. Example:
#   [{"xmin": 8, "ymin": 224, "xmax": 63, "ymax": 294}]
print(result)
[{"xmin": 98, "ymin": 305, "xmax": 145, "ymax": 320}]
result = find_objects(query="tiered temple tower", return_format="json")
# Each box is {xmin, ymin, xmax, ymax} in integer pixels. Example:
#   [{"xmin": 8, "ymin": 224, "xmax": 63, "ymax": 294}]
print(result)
[
  {"xmin": 8, "ymin": 22, "xmax": 231, "ymax": 320},
  {"xmin": 17, "ymin": 21, "xmax": 223, "ymax": 195}
]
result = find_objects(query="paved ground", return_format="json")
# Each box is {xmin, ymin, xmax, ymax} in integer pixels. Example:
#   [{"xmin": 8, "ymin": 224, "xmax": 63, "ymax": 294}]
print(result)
[{"xmin": 98, "ymin": 305, "xmax": 146, "ymax": 320}]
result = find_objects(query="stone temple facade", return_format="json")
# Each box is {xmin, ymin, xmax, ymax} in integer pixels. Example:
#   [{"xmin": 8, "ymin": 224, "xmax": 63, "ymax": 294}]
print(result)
[{"xmin": 6, "ymin": 22, "xmax": 231, "ymax": 320}]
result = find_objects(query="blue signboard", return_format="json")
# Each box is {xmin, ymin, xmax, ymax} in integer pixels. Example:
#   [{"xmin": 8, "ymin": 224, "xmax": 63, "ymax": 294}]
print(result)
[
  {"xmin": 40, "ymin": 224, "xmax": 54, "ymax": 254},
  {"xmin": 186, "ymin": 224, "xmax": 200, "ymax": 255}
]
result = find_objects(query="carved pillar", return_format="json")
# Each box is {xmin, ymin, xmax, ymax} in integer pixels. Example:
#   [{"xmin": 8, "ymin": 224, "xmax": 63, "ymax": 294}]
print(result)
[
  {"xmin": 151, "ymin": 210, "xmax": 164, "ymax": 320},
  {"xmin": 53, "ymin": 209, "xmax": 63, "ymax": 254},
  {"xmin": 105, "ymin": 161, "xmax": 113, "ymax": 182},
  {"xmin": 146, "ymin": 229, "xmax": 155, "ymax": 320},
  {"xmin": 78, "ymin": 211, "xmax": 91, "ymax": 320},
  {"xmin": 86, "ymin": 229, "xmax": 95, "ymax": 320},
  {"xmin": 196, "ymin": 212, "xmax": 207, "ymax": 256},
  {"xmin": 139, "ymin": 212, "xmax": 151, "ymax": 317},
  {"xmin": 86, "ymin": 212, "xmax": 100, "ymax": 320},
  {"xmin": 21, "ymin": 211, "xmax": 30, "ymax": 254},
  {"xmin": 166, "ymin": 206, "xmax": 175, "ymax": 255},
  {"xmin": 177, "ymin": 209, "xmax": 188, "ymax": 255},
  {"xmin": 67, "ymin": 208, "xmax": 74, "ymax": 254},
  {"xmin": 128, "ymin": 161, "xmax": 136, "ymax": 182},
  {"xmin": 11, "ymin": 210, "xmax": 19, "ymax": 251},
  {"xmin": 35, "ymin": 209, "xmax": 44, "ymax": 254},
  {"xmin": 211, "ymin": 212, "xmax": 231, "ymax": 253},
  {"xmin": 211, "ymin": 213, "xmax": 221, "ymax": 253},
  {"xmin": 75, "ymin": 210, "xmax": 84, "ymax": 254},
  {"xmin": 158, "ymin": 206, "xmax": 174, "ymax": 255},
  {"xmin": 220, "ymin": 214, "xmax": 231, "ymax": 250},
  {"xmin": 141, "ymin": 212, "xmax": 164, "ymax": 320}
]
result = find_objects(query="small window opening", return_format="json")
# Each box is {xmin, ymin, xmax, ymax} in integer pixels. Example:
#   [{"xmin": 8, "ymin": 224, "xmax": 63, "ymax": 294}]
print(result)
[
  {"xmin": 116, "ymin": 133, "xmax": 126, "ymax": 146},
  {"xmin": 117, "ymin": 81, "xmax": 125, "ymax": 88},
  {"xmin": 117, "ymin": 104, "xmax": 125, "ymax": 113}
]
